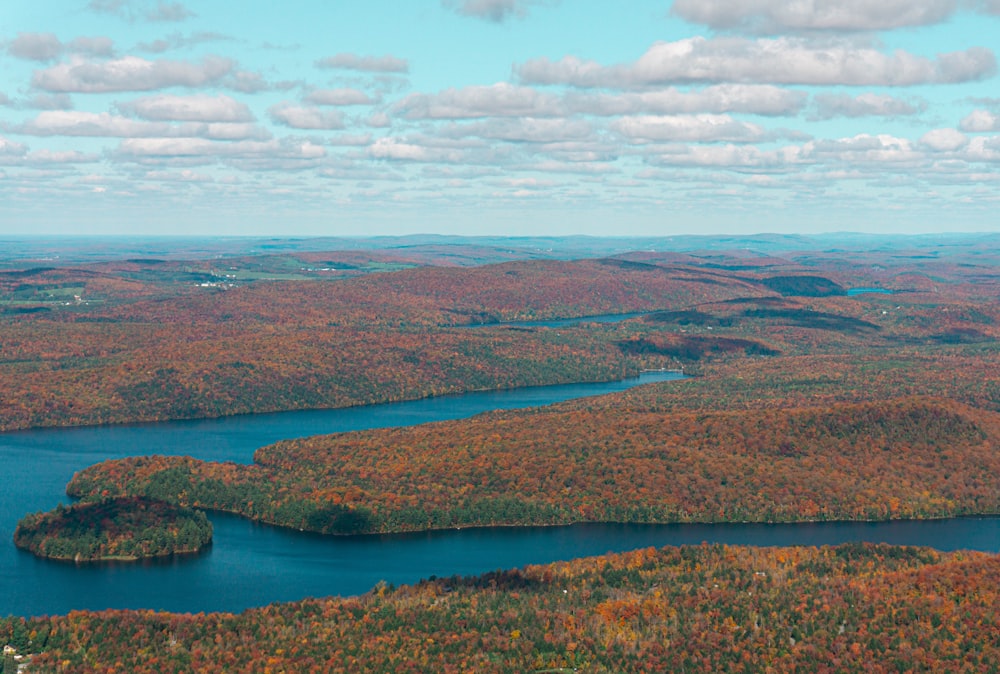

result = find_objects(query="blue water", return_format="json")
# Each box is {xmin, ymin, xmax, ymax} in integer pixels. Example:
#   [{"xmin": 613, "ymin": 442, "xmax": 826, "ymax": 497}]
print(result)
[
  {"xmin": 1, "ymin": 370, "xmax": 997, "ymax": 617},
  {"xmin": 847, "ymin": 287, "xmax": 894, "ymax": 296}
]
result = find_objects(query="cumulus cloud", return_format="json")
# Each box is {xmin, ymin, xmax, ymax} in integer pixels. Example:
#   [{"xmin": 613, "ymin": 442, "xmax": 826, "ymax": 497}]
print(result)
[
  {"xmin": 136, "ymin": 32, "xmax": 229, "ymax": 53},
  {"xmin": 395, "ymin": 82, "xmax": 805, "ymax": 120},
  {"xmin": 517, "ymin": 37, "xmax": 997, "ymax": 87},
  {"xmin": 5, "ymin": 33, "xmax": 116, "ymax": 62},
  {"xmin": 24, "ymin": 93, "xmax": 75, "ymax": 110},
  {"xmin": 16, "ymin": 110, "xmax": 269, "ymax": 141},
  {"xmin": 920, "ymin": 128, "xmax": 968, "ymax": 151},
  {"xmin": 960, "ymin": 109, "xmax": 1000, "ymax": 132},
  {"xmin": 68, "ymin": 36, "xmax": 116, "ymax": 57},
  {"xmin": 146, "ymin": 2, "xmax": 194, "ymax": 21},
  {"xmin": 268, "ymin": 103, "xmax": 345, "ymax": 130},
  {"xmin": 304, "ymin": 88, "xmax": 375, "ymax": 106},
  {"xmin": 143, "ymin": 169, "xmax": 213, "ymax": 182},
  {"xmin": 0, "ymin": 136, "xmax": 28, "ymax": 156},
  {"xmin": 366, "ymin": 112, "xmax": 392, "ymax": 128},
  {"xmin": 7, "ymin": 33, "xmax": 63, "ymax": 61},
  {"xmin": 612, "ymin": 114, "xmax": 768, "ymax": 143},
  {"xmin": 443, "ymin": 0, "xmax": 553, "ymax": 22},
  {"xmin": 441, "ymin": 118, "xmax": 593, "ymax": 143},
  {"xmin": 396, "ymin": 83, "xmax": 562, "ymax": 119},
  {"xmin": 368, "ymin": 137, "xmax": 463, "ymax": 162},
  {"xmin": 807, "ymin": 134, "xmax": 921, "ymax": 164},
  {"xmin": 567, "ymin": 85, "xmax": 806, "ymax": 117},
  {"xmin": 671, "ymin": 0, "xmax": 958, "ymax": 33},
  {"xmin": 810, "ymin": 93, "xmax": 927, "ymax": 119},
  {"xmin": 114, "ymin": 137, "xmax": 326, "ymax": 165},
  {"xmin": 316, "ymin": 53, "xmax": 409, "ymax": 73},
  {"xmin": 648, "ymin": 144, "xmax": 805, "ymax": 170},
  {"xmin": 88, "ymin": 0, "xmax": 194, "ymax": 22},
  {"xmin": 118, "ymin": 94, "xmax": 254, "ymax": 122},
  {"xmin": 33, "ymin": 55, "xmax": 235, "ymax": 93},
  {"xmin": 24, "ymin": 149, "xmax": 100, "ymax": 164}
]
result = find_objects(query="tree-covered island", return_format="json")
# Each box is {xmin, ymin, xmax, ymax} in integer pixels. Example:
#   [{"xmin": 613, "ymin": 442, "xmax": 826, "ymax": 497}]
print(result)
[{"xmin": 13, "ymin": 497, "xmax": 212, "ymax": 562}]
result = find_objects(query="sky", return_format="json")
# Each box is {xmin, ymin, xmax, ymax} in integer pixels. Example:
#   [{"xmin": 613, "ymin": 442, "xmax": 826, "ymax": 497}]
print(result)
[{"xmin": 1, "ymin": 0, "xmax": 1000, "ymax": 237}]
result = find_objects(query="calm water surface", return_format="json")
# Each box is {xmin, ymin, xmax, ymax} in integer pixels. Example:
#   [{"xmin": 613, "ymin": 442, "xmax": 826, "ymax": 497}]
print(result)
[{"xmin": 2, "ymin": 370, "xmax": 997, "ymax": 617}]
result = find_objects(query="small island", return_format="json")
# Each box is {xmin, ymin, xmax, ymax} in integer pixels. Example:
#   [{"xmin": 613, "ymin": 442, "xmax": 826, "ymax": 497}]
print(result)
[{"xmin": 13, "ymin": 497, "xmax": 212, "ymax": 562}]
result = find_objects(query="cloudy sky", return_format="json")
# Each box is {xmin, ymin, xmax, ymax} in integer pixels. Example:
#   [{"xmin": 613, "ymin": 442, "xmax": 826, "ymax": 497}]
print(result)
[{"xmin": 2, "ymin": 0, "xmax": 999, "ymax": 237}]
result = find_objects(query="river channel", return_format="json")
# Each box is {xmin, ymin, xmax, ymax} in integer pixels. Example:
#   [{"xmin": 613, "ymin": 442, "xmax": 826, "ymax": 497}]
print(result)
[{"xmin": 2, "ymin": 370, "xmax": 998, "ymax": 617}]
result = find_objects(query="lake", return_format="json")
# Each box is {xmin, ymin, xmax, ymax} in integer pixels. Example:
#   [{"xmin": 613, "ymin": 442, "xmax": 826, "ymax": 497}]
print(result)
[{"xmin": 2, "ymin": 370, "xmax": 998, "ymax": 617}]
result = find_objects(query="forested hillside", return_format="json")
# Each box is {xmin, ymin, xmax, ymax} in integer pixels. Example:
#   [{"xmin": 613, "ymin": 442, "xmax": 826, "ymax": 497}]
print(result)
[{"xmin": 6, "ymin": 543, "xmax": 999, "ymax": 673}]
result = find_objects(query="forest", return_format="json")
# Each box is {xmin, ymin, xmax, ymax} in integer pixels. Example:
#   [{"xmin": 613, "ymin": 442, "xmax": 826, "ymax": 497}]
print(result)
[
  {"xmin": 4, "ymin": 542, "xmax": 999, "ymax": 672},
  {"xmin": 14, "ymin": 497, "xmax": 212, "ymax": 562},
  {"xmin": 3, "ymin": 235, "xmax": 1000, "ymax": 670},
  {"xmin": 66, "ymin": 396, "xmax": 1000, "ymax": 533}
]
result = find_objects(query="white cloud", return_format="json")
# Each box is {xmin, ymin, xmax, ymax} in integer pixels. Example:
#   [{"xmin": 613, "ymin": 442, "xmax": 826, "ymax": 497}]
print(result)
[
  {"xmin": 808, "ymin": 134, "xmax": 921, "ymax": 164},
  {"xmin": 115, "ymin": 137, "xmax": 326, "ymax": 162},
  {"xmin": 366, "ymin": 112, "xmax": 392, "ymax": 128},
  {"xmin": 960, "ymin": 109, "xmax": 1000, "ymax": 132},
  {"xmin": 443, "ymin": 0, "xmax": 553, "ymax": 22},
  {"xmin": 442, "ymin": 118, "xmax": 593, "ymax": 143},
  {"xmin": 33, "ymin": 55, "xmax": 236, "ymax": 93},
  {"xmin": 396, "ymin": 83, "xmax": 562, "ymax": 119},
  {"xmin": 963, "ymin": 136, "xmax": 1000, "ymax": 162},
  {"xmin": 24, "ymin": 93, "xmax": 75, "ymax": 110},
  {"xmin": 7, "ymin": 33, "xmax": 63, "ymax": 61},
  {"xmin": 920, "ymin": 128, "xmax": 968, "ymax": 151},
  {"xmin": 136, "ymin": 32, "xmax": 230, "ymax": 53},
  {"xmin": 68, "ymin": 36, "xmax": 116, "ymax": 57},
  {"xmin": 119, "ymin": 94, "xmax": 254, "ymax": 122},
  {"xmin": 368, "ymin": 137, "xmax": 464, "ymax": 162},
  {"xmin": 18, "ymin": 111, "xmax": 269, "ymax": 140},
  {"xmin": 147, "ymin": 2, "xmax": 194, "ymax": 21},
  {"xmin": 315, "ymin": 53, "xmax": 409, "ymax": 73},
  {"xmin": 268, "ymin": 104, "xmax": 345, "ymax": 130},
  {"xmin": 517, "ymin": 37, "xmax": 996, "ymax": 87},
  {"xmin": 25, "ymin": 149, "xmax": 100, "ymax": 164},
  {"xmin": 143, "ymin": 169, "xmax": 213, "ymax": 181},
  {"xmin": 397, "ymin": 82, "xmax": 806, "ymax": 120},
  {"xmin": 304, "ymin": 88, "xmax": 375, "ymax": 106},
  {"xmin": 88, "ymin": 0, "xmax": 194, "ymax": 22},
  {"xmin": 567, "ymin": 85, "xmax": 806, "ymax": 116},
  {"xmin": 0, "ymin": 137, "xmax": 28, "ymax": 156},
  {"xmin": 671, "ymin": 0, "xmax": 959, "ymax": 33},
  {"xmin": 612, "ymin": 114, "xmax": 768, "ymax": 143},
  {"xmin": 648, "ymin": 144, "xmax": 805, "ymax": 170},
  {"xmin": 810, "ymin": 92, "xmax": 927, "ymax": 119}
]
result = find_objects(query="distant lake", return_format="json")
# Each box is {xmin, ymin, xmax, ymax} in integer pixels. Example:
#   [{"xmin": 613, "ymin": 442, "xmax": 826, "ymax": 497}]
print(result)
[
  {"xmin": 2, "ymin": 370, "xmax": 998, "ymax": 617},
  {"xmin": 847, "ymin": 287, "xmax": 894, "ymax": 296}
]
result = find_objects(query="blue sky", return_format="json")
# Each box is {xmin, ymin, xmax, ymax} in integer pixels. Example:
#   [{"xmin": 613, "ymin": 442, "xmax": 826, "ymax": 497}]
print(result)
[{"xmin": 2, "ymin": 0, "xmax": 999, "ymax": 237}]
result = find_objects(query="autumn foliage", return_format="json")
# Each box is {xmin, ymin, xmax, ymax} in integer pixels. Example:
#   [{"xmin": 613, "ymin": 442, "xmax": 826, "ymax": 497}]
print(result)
[
  {"xmin": 68, "ymin": 397, "xmax": 1000, "ymax": 534},
  {"xmin": 6, "ymin": 543, "xmax": 1000, "ymax": 672},
  {"xmin": 13, "ymin": 497, "xmax": 212, "ymax": 562}
]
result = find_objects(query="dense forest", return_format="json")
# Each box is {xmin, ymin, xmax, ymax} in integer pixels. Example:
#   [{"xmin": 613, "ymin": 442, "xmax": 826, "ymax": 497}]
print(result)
[
  {"xmin": 67, "ymin": 396, "xmax": 1000, "ymax": 533},
  {"xmin": 4, "ymin": 236, "xmax": 1000, "ymax": 669},
  {"xmin": 13, "ymin": 497, "xmax": 212, "ymax": 562},
  {"xmin": 5, "ymin": 241, "xmax": 997, "ymax": 433},
  {"xmin": 4, "ymin": 542, "xmax": 999, "ymax": 672}
]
